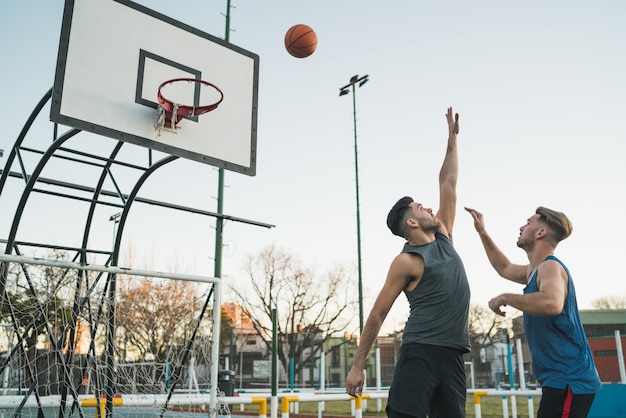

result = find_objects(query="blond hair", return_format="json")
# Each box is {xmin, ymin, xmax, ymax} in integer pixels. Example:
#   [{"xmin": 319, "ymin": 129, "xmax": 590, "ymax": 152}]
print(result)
[{"xmin": 536, "ymin": 206, "xmax": 573, "ymax": 244}]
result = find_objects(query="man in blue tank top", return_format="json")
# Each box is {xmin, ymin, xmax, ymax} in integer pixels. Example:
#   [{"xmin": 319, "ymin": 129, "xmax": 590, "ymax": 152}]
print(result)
[
  {"xmin": 346, "ymin": 108, "xmax": 471, "ymax": 418},
  {"xmin": 465, "ymin": 206, "xmax": 601, "ymax": 418}
]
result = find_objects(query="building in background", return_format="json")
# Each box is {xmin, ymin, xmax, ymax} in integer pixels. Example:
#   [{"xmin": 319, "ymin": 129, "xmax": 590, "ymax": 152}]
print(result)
[
  {"xmin": 221, "ymin": 305, "xmax": 626, "ymax": 389},
  {"xmin": 580, "ymin": 309, "xmax": 626, "ymax": 383}
]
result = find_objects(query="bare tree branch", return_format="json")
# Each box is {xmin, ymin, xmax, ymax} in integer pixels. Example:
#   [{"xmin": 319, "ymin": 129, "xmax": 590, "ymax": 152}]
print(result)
[
  {"xmin": 228, "ymin": 244, "xmax": 357, "ymax": 381},
  {"xmin": 592, "ymin": 296, "xmax": 626, "ymax": 309}
]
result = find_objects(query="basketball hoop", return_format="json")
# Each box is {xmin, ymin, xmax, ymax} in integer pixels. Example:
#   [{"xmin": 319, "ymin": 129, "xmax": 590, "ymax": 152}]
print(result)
[{"xmin": 155, "ymin": 78, "xmax": 224, "ymax": 131}]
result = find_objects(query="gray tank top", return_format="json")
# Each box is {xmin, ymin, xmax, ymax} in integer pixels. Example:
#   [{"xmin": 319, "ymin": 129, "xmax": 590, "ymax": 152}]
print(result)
[{"xmin": 401, "ymin": 233, "xmax": 470, "ymax": 352}]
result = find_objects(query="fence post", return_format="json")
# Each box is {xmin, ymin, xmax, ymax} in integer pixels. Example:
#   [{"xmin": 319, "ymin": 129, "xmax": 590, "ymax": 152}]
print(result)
[
  {"xmin": 281, "ymin": 396, "xmax": 298, "ymax": 418},
  {"xmin": 252, "ymin": 396, "xmax": 267, "ymax": 418},
  {"xmin": 473, "ymin": 391, "xmax": 487, "ymax": 418},
  {"xmin": 354, "ymin": 396, "xmax": 362, "ymax": 418},
  {"xmin": 502, "ymin": 396, "xmax": 509, "ymax": 418},
  {"xmin": 616, "ymin": 330, "xmax": 626, "ymax": 383},
  {"xmin": 527, "ymin": 396, "xmax": 535, "ymax": 418}
]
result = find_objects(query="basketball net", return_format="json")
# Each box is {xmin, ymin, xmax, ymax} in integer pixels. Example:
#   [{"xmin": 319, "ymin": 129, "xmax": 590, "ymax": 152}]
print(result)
[{"xmin": 154, "ymin": 102, "xmax": 180, "ymax": 136}]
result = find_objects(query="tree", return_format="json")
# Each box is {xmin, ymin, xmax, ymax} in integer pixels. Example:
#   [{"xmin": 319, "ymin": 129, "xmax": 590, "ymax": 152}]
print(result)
[
  {"xmin": 468, "ymin": 304, "xmax": 509, "ymax": 346},
  {"xmin": 0, "ymin": 250, "xmax": 92, "ymax": 394},
  {"xmin": 1, "ymin": 250, "xmax": 86, "ymax": 352},
  {"xmin": 592, "ymin": 296, "xmax": 626, "ymax": 309},
  {"xmin": 114, "ymin": 275, "xmax": 203, "ymax": 362},
  {"xmin": 110, "ymin": 246, "xmax": 215, "ymax": 363},
  {"xmin": 228, "ymin": 244, "xmax": 356, "ymax": 384},
  {"xmin": 466, "ymin": 304, "xmax": 515, "ymax": 386}
]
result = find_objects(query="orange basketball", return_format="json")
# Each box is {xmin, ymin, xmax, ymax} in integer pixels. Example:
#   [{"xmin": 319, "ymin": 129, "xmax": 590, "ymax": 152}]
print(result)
[{"xmin": 284, "ymin": 24, "xmax": 317, "ymax": 58}]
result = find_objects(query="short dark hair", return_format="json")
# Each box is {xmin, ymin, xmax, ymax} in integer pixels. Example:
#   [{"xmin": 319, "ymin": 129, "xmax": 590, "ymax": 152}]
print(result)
[
  {"xmin": 387, "ymin": 196, "xmax": 414, "ymax": 237},
  {"xmin": 536, "ymin": 206, "xmax": 573, "ymax": 243}
]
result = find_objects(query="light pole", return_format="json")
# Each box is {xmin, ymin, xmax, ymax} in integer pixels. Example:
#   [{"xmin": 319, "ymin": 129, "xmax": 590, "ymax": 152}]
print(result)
[
  {"xmin": 339, "ymin": 74, "xmax": 369, "ymax": 336},
  {"xmin": 109, "ymin": 212, "xmax": 122, "ymax": 250}
]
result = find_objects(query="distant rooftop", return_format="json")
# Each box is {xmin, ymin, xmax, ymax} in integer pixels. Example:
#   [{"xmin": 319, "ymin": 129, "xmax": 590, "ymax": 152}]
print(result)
[{"xmin": 580, "ymin": 309, "xmax": 626, "ymax": 325}]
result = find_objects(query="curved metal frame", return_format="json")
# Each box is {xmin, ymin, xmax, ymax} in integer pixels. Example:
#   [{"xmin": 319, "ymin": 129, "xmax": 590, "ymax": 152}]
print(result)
[
  {"xmin": 0, "ymin": 90, "xmax": 190, "ymax": 417},
  {"xmin": 0, "ymin": 86, "xmax": 273, "ymax": 418}
]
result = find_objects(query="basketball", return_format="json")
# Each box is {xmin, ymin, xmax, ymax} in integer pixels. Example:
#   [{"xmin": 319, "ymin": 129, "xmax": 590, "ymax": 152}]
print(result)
[{"xmin": 284, "ymin": 24, "xmax": 317, "ymax": 58}]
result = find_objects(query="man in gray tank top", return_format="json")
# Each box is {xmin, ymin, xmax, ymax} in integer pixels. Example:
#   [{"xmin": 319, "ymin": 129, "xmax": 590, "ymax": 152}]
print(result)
[{"xmin": 346, "ymin": 107, "xmax": 471, "ymax": 418}]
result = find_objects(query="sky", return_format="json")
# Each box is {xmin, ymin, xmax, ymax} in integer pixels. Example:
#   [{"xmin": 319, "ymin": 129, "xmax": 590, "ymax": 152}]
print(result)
[{"xmin": 1, "ymin": 0, "xmax": 626, "ymax": 336}]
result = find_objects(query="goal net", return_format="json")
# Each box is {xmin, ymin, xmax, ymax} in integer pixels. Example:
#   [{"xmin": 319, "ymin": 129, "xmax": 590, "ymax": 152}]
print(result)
[{"xmin": 0, "ymin": 253, "xmax": 226, "ymax": 418}]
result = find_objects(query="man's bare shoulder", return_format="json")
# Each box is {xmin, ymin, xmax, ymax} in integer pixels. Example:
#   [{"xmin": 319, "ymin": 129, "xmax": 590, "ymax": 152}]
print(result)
[
  {"xmin": 537, "ymin": 258, "xmax": 568, "ymax": 285},
  {"xmin": 390, "ymin": 252, "xmax": 424, "ymax": 287}
]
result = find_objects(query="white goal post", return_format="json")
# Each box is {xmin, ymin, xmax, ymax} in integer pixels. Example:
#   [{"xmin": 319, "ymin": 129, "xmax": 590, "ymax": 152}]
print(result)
[{"xmin": 0, "ymin": 253, "xmax": 223, "ymax": 418}]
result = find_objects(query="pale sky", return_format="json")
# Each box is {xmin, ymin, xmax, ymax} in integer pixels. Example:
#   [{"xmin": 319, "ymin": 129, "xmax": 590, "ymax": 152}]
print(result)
[{"xmin": 1, "ymin": 1, "xmax": 625, "ymax": 335}]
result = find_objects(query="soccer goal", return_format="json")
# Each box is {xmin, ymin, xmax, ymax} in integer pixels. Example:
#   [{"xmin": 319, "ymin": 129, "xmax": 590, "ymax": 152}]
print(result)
[{"xmin": 0, "ymin": 253, "xmax": 226, "ymax": 418}]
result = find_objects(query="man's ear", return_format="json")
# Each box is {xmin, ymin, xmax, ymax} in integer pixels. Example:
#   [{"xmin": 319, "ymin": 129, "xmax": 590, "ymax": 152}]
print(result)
[
  {"xmin": 406, "ymin": 218, "xmax": 419, "ymax": 229},
  {"xmin": 536, "ymin": 228, "xmax": 547, "ymax": 239}
]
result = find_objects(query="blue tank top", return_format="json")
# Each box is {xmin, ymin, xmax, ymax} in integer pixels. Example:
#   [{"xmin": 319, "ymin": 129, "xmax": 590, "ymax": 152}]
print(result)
[
  {"xmin": 400, "ymin": 233, "xmax": 471, "ymax": 352},
  {"xmin": 523, "ymin": 255, "xmax": 601, "ymax": 393}
]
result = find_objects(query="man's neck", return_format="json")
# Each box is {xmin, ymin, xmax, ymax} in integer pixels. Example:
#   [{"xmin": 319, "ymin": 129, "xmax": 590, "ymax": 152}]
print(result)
[
  {"xmin": 407, "ymin": 230, "xmax": 437, "ymax": 246},
  {"xmin": 526, "ymin": 246, "xmax": 555, "ymax": 270}
]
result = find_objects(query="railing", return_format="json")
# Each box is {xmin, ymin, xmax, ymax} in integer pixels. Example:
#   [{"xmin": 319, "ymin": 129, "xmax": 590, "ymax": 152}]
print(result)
[
  {"xmin": 470, "ymin": 389, "xmax": 542, "ymax": 418},
  {"xmin": 223, "ymin": 388, "xmax": 543, "ymax": 418},
  {"xmin": 0, "ymin": 389, "xmax": 542, "ymax": 418}
]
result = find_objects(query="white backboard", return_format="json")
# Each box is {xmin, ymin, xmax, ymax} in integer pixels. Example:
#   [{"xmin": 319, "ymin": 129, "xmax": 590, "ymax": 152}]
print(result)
[{"xmin": 51, "ymin": 0, "xmax": 259, "ymax": 175}]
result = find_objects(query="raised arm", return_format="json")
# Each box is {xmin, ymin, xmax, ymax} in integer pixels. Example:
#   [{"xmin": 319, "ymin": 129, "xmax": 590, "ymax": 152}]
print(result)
[
  {"xmin": 345, "ymin": 254, "xmax": 414, "ymax": 397},
  {"xmin": 436, "ymin": 107, "xmax": 459, "ymax": 239},
  {"xmin": 464, "ymin": 207, "xmax": 528, "ymax": 284}
]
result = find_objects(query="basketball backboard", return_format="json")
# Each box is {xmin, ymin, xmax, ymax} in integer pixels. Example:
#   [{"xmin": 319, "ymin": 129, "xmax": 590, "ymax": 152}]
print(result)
[{"xmin": 51, "ymin": 0, "xmax": 259, "ymax": 176}]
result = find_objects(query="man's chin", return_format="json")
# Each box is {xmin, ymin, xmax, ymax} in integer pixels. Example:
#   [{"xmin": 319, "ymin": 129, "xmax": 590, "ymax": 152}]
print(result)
[{"xmin": 424, "ymin": 221, "xmax": 441, "ymax": 233}]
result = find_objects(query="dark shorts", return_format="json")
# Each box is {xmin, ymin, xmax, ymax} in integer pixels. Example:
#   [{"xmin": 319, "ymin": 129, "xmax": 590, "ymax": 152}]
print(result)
[
  {"xmin": 386, "ymin": 343, "xmax": 466, "ymax": 418},
  {"xmin": 538, "ymin": 386, "xmax": 596, "ymax": 418}
]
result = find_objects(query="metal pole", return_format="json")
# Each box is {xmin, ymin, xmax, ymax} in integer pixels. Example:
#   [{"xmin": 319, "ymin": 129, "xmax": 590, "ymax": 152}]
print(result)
[
  {"xmin": 516, "ymin": 339, "xmax": 526, "ymax": 390},
  {"xmin": 0, "ymin": 254, "xmax": 221, "ymax": 284},
  {"xmin": 351, "ymin": 83, "xmax": 364, "ymax": 336},
  {"xmin": 214, "ymin": 171, "xmax": 224, "ymax": 279},
  {"xmin": 616, "ymin": 330, "xmax": 626, "ymax": 383},
  {"xmin": 214, "ymin": 1, "xmax": 231, "ymax": 282},
  {"xmin": 506, "ymin": 335, "xmax": 517, "ymax": 418},
  {"xmin": 110, "ymin": 212, "xmax": 121, "ymax": 251},
  {"xmin": 210, "ymin": 279, "xmax": 222, "ymax": 417},
  {"xmin": 271, "ymin": 308, "xmax": 278, "ymax": 418},
  {"xmin": 340, "ymin": 75, "xmax": 368, "ymax": 336}
]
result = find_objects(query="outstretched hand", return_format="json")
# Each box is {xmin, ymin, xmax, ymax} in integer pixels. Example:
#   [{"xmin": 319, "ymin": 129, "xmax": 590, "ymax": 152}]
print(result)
[
  {"xmin": 446, "ymin": 107, "xmax": 459, "ymax": 136},
  {"xmin": 464, "ymin": 207, "xmax": 486, "ymax": 233}
]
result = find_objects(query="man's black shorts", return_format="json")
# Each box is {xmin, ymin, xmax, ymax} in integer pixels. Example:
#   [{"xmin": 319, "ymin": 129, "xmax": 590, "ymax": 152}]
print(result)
[
  {"xmin": 538, "ymin": 385, "xmax": 595, "ymax": 418},
  {"xmin": 386, "ymin": 343, "xmax": 466, "ymax": 418}
]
